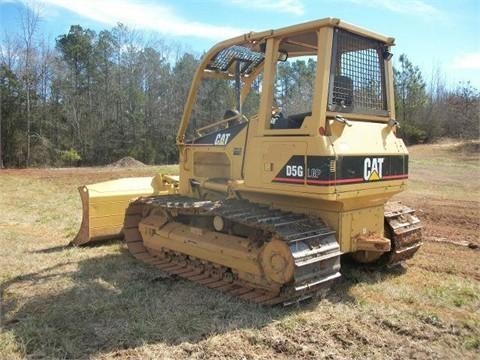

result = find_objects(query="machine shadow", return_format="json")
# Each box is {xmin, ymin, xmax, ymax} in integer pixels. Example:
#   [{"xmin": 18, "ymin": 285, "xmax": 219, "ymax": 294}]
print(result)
[
  {"xmin": 329, "ymin": 256, "xmax": 407, "ymax": 300},
  {"xmin": 29, "ymin": 244, "xmax": 69, "ymax": 254},
  {"xmin": 30, "ymin": 239, "xmax": 121, "ymax": 254},
  {"xmin": 1, "ymin": 249, "xmax": 293, "ymax": 358},
  {"xmin": 3, "ymin": 248, "xmax": 407, "ymax": 358}
]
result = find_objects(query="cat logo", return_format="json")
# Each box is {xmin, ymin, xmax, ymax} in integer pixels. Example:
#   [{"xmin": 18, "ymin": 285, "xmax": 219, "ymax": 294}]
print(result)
[
  {"xmin": 214, "ymin": 133, "xmax": 231, "ymax": 145},
  {"xmin": 363, "ymin": 157, "xmax": 384, "ymax": 181}
]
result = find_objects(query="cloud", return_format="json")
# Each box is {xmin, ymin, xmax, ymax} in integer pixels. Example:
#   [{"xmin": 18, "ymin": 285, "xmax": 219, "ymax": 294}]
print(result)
[
  {"xmin": 26, "ymin": 0, "xmax": 246, "ymax": 40},
  {"xmin": 452, "ymin": 52, "xmax": 480, "ymax": 70},
  {"xmin": 343, "ymin": 0, "xmax": 442, "ymax": 18},
  {"xmin": 229, "ymin": 0, "xmax": 304, "ymax": 15}
]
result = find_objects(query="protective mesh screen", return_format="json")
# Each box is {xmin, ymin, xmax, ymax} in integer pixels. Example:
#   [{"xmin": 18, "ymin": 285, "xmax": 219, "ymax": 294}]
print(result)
[
  {"xmin": 207, "ymin": 45, "xmax": 264, "ymax": 75},
  {"xmin": 330, "ymin": 28, "xmax": 387, "ymax": 114}
]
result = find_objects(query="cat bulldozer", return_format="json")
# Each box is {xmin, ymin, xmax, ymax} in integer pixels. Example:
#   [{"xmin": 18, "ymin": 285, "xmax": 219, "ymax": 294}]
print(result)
[{"xmin": 74, "ymin": 18, "xmax": 422, "ymax": 305}]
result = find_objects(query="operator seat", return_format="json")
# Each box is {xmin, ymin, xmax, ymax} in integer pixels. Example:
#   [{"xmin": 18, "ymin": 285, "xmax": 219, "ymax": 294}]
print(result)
[
  {"xmin": 223, "ymin": 109, "xmax": 241, "ymax": 127},
  {"xmin": 333, "ymin": 75, "xmax": 353, "ymax": 110}
]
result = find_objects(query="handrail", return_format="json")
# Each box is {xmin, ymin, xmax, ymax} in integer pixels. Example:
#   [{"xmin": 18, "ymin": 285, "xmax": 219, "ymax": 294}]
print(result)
[{"xmin": 195, "ymin": 114, "xmax": 248, "ymax": 136}]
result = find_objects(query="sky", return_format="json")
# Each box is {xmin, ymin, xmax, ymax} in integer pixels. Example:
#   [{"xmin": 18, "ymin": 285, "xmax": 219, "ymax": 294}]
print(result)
[{"xmin": 1, "ymin": 0, "xmax": 479, "ymax": 88}]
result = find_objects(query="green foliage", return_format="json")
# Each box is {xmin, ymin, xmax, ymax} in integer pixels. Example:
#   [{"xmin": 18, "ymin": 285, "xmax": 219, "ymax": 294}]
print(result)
[
  {"xmin": 1, "ymin": 23, "xmax": 479, "ymax": 167},
  {"xmin": 394, "ymin": 55, "xmax": 480, "ymax": 144},
  {"xmin": 276, "ymin": 58, "xmax": 316, "ymax": 114},
  {"xmin": 464, "ymin": 336, "xmax": 480, "ymax": 350},
  {"xmin": 394, "ymin": 54, "xmax": 429, "ymax": 144},
  {"xmin": 398, "ymin": 122, "xmax": 428, "ymax": 144},
  {"xmin": 60, "ymin": 148, "xmax": 81, "ymax": 166},
  {"xmin": 0, "ymin": 65, "xmax": 24, "ymax": 167}
]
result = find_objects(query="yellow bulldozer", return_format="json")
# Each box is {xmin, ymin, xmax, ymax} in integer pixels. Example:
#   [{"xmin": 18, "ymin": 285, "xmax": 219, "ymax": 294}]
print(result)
[{"xmin": 73, "ymin": 18, "xmax": 422, "ymax": 305}]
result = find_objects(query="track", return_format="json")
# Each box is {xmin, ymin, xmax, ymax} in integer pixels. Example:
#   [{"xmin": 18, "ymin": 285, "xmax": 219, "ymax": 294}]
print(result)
[
  {"xmin": 383, "ymin": 202, "xmax": 423, "ymax": 265},
  {"xmin": 123, "ymin": 195, "xmax": 341, "ymax": 305},
  {"xmin": 123, "ymin": 197, "xmax": 421, "ymax": 304}
]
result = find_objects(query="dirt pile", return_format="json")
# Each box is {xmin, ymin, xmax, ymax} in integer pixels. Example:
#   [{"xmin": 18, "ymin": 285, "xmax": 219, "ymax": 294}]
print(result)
[{"xmin": 108, "ymin": 156, "xmax": 145, "ymax": 167}]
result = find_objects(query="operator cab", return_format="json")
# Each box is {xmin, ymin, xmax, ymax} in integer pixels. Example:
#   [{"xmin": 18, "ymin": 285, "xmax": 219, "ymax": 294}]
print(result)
[{"xmin": 178, "ymin": 18, "xmax": 395, "ymax": 146}]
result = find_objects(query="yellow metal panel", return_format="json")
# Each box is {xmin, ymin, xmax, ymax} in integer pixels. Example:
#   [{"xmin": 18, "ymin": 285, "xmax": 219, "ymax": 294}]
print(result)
[
  {"xmin": 256, "ymin": 37, "xmax": 281, "ymax": 135},
  {"xmin": 261, "ymin": 142, "xmax": 307, "ymax": 184},
  {"xmin": 339, "ymin": 211, "xmax": 352, "ymax": 252},
  {"xmin": 193, "ymin": 151, "xmax": 230, "ymax": 178},
  {"xmin": 316, "ymin": 27, "xmax": 334, "ymax": 129},
  {"xmin": 144, "ymin": 222, "xmax": 262, "ymax": 275},
  {"xmin": 72, "ymin": 175, "xmax": 179, "ymax": 245}
]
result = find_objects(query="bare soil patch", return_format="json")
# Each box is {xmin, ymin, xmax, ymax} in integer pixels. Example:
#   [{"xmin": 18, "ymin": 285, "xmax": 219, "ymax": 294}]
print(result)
[
  {"xmin": 410, "ymin": 198, "xmax": 479, "ymax": 246},
  {"xmin": 396, "ymin": 140, "xmax": 480, "ymax": 248}
]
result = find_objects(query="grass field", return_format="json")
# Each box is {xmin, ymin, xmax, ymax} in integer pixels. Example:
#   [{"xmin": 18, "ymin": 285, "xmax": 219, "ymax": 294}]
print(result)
[{"xmin": 0, "ymin": 141, "xmax": 479, "ymax": 359}]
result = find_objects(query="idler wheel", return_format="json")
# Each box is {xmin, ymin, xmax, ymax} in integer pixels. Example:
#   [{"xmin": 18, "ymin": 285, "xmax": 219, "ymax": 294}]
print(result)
[{"xmin": 260, "ymin": 239, "xmax": 294, "ymax": 284}]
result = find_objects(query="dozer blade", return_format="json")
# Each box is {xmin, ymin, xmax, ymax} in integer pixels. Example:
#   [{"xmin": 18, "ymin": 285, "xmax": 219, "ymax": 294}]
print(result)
[{"xmin": 72, "ymin": 174, "xmax": 179, "ymax": 246}]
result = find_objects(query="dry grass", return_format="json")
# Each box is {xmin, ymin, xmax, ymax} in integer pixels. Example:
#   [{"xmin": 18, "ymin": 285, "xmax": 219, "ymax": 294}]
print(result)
[
  {"xmin": 1, "ymin": 144, "xmax": 479, "ymax": 359},
  {"xmin": 402, "ymin": 139, "xmax": 480, "ymax": 201}
]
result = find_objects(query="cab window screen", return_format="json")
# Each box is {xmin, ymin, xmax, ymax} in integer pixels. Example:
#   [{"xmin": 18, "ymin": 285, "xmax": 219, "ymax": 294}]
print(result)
[{"xmin": 329, "ymin": 28, "xmax": 387, "ymax": 115}]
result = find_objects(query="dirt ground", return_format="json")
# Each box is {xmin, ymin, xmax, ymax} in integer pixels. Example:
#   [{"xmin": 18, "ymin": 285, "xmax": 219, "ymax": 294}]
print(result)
[
  {"xmin": 396, "ymin": 141, "xmax": 480, "ymax": 248},
  {"xmin": 0, "ymin": 142, "xmax": 478, "ymax": 359}
]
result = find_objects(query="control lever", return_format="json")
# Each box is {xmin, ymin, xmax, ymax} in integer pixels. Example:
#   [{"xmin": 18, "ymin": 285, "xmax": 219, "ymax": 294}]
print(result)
[
  {"xmin": 388, "ymin": 118, "xmax": 400, "ymax": 128},
  {"xmin": 334, "ymin": 115, "xmax": 352, "ymax": 127}
]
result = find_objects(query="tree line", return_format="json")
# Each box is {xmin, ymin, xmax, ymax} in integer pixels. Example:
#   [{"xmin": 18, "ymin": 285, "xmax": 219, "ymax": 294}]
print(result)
[
  {"xmin": 1, "ymin": 10, "xmax": 479, "ymax": 168},
  {"xmin": 1, "ymin": 10, "xmax": 197, "ymax": 168},
  {"xmin": 394, "ymin": 54, "xmax": 479, "ymax": 145}
]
